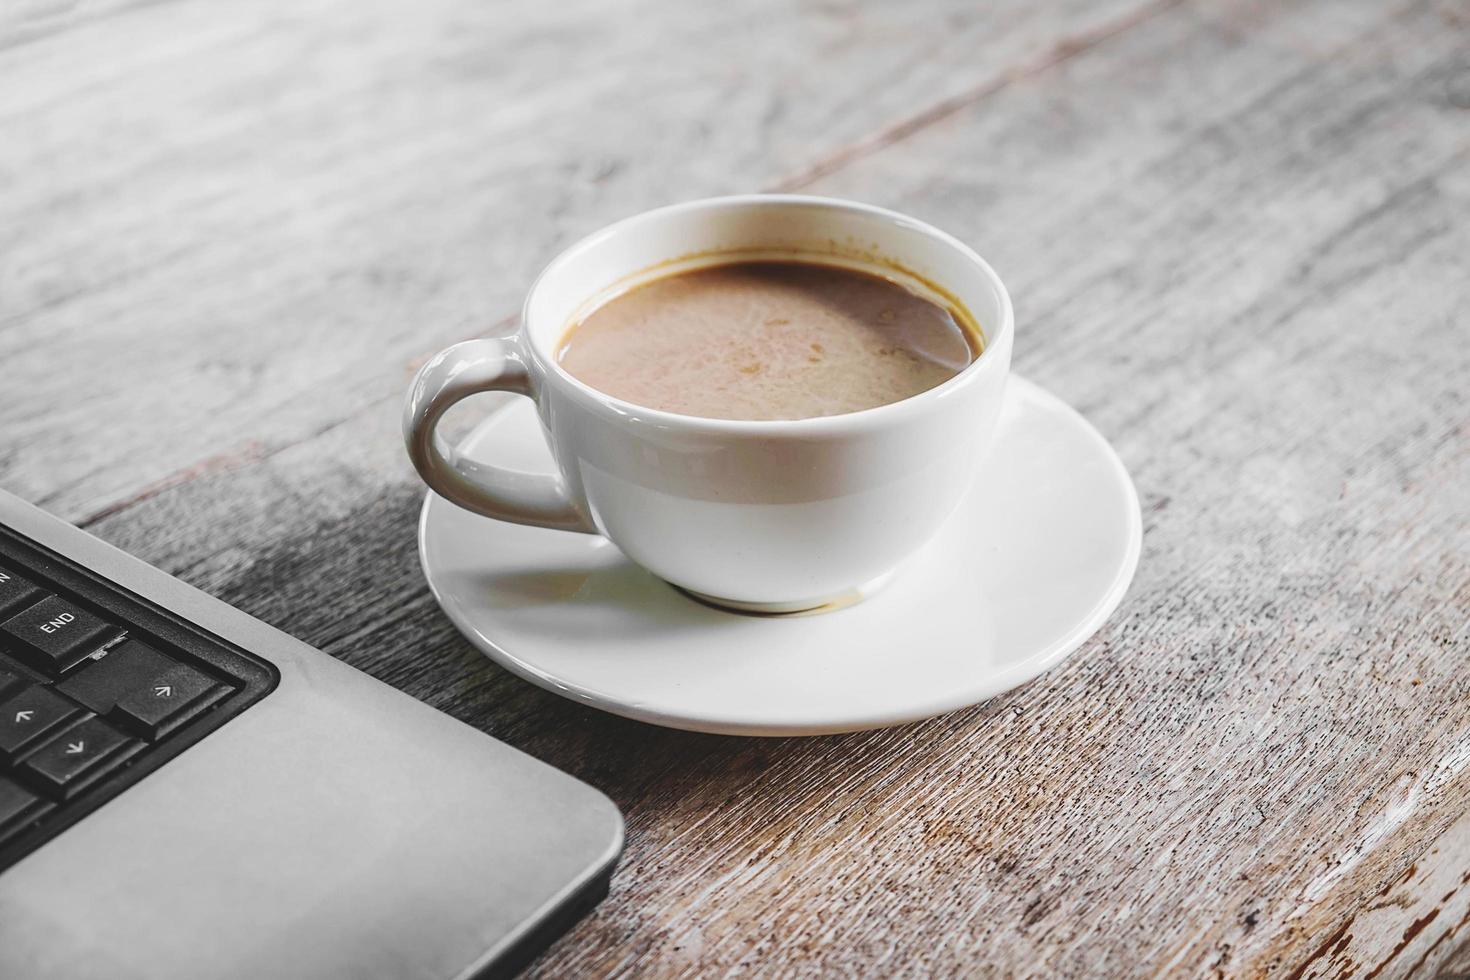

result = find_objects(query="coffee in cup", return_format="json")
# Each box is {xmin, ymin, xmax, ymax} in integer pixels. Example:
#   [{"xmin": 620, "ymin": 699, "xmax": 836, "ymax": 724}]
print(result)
[{"xmin": 556, "ymin": 258, "xmax": 982, "ymax": 421}]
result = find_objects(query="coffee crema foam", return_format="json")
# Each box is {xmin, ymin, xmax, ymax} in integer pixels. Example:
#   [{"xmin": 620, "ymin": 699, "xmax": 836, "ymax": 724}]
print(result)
[{"xmin": 556, "ymin": 259, "xmax": 981, "ymax": 421}]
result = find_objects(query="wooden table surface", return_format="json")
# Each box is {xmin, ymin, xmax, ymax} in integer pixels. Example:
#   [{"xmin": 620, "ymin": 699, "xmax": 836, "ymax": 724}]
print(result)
[{"xmin": 3, "ymin": 0, "xmax": 1468, "ymax": 975}]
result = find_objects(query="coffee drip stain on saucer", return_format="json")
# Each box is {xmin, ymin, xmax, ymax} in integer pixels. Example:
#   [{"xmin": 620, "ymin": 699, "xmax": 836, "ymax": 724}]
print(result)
[{"xmin": 672, "ymin": 582, "xmax": 874, "ymax": 618}]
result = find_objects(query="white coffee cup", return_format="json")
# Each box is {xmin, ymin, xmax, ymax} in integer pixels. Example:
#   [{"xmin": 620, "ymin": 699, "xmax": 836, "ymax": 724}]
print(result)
[{"xmin": 404, "ymin": 195, "xmax": 1013, "ymax": 613}]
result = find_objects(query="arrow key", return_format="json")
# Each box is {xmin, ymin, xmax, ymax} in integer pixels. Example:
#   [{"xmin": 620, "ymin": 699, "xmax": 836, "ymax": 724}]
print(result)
[
  {"xmin": 0, "ymin": 685, "xmax": 81, "ymax": 763},
  {"xmin": 19, "ymin": 717, "xmax": 140, "ymax": 800},
  {"xmin": 57, "ymin": 639, "xmax": 177, "ymax": 715},
  {"xmin": 113, "ymin": 663, "xmax": 225, "ymax": 740}
]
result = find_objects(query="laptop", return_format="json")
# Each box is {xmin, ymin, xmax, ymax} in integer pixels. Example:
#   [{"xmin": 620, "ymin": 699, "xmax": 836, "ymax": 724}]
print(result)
[{"xmin": 0, "ymin": 490, "xmax": 622, "ymax": 979}]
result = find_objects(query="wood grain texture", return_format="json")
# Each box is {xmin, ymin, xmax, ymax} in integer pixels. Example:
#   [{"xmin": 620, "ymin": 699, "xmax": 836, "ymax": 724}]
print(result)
[
  {"xmin": 2, "ymin": 0, "xmax": 1468, "ymax": 976},
  {"xmin": 0, "ymin": 0, "xmax": 1156, "ymax": 522}
]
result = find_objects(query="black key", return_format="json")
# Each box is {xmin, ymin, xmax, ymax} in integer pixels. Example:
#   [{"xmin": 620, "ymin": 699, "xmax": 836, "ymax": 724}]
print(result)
[
  {"xmin": 19, "ymin": 717, "xmax": 140, "ymax": 800},
  {"xmin": 113, "ymin": 663, "xmax": 225, "ymax": 739},
  {"xmin": 57, "ymin": 640, "xmax": 177, "ymax": 714},
  {"xmin": 1, "ymin": 594, "xmax": 124, "ymax": 675},
  {"xmin": 0, "ymin": 663, "xmax": 22, "ymax": 699},
  {"xmin": 0, "ymin": 776, "xmax": 42, "ymax": 827},
  {"xmin": 0, "ymin": 776, "xmax": 51, "ymax": 843},
  {"xmin": 0, "ymin": 567, "xmax": 43, "ymax": 620},
  {"xmin": 0, "ymin": 686, "xmax": 82, "ymax": 763}
]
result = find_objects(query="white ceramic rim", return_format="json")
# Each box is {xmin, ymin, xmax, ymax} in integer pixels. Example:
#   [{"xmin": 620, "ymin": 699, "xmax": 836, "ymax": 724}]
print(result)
[
  {"xmin": 519, "ymin": 194, "xmax": 1016, "ymax": 435},
  {"xmin": 416, "ymin": 377, "xmax": 1142, "ymax": 736}
]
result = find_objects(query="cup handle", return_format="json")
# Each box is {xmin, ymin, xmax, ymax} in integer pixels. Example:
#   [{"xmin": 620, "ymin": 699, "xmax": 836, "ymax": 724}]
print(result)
[{"xmin": 403, "ymin": 338, "xmax": 597, "ymax": 533}]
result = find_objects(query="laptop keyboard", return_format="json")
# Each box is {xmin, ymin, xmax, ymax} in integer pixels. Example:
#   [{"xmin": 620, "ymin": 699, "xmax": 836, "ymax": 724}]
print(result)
[{"xmin": 0, "ymin": 532, "xmax": 277, "ymax": 871}]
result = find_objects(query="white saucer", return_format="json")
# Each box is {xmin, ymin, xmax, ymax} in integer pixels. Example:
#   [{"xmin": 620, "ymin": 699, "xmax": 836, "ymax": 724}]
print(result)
[{"xmin": 418, "ymin": 376, "xmax": 1141, "ymax": 736}]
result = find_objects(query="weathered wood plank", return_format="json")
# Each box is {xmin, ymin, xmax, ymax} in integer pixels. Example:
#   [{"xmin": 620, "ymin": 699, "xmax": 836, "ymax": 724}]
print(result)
[
  {"xmin": 0, "ymin": 0, "xmax": 1159, "ymax": 520},
  {"xmin": 1294, "ymin": 809, "xmax": 1470, "ymax": 979},
  {"xmin": 799, "ymin": 1, "xmax": 1470, "ymax": 975},
  {"xmin": 3, "ymin": 0, "xmax": 1467, "ymax": 975}
]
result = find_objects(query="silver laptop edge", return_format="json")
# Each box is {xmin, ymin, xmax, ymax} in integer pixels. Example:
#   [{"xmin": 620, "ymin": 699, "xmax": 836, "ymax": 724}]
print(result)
[{"xmin": 0, "ymin": 491, "xmax": 623, "ymax": 980}]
